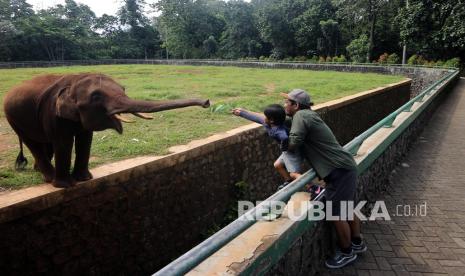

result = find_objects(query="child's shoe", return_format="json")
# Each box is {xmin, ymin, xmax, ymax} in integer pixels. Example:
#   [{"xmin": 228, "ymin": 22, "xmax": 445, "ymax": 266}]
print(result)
[
  {"xmin": 277, "ymin": 181, "xmax": 291, "ymax": 190},
  {"xmin": 307, "ymin": 184, "xmax": 322, "ymax": 200}
]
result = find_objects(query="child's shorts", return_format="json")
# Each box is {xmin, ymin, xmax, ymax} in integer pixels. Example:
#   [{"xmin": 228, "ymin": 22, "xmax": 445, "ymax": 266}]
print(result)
[{"xmin": 277, "ymin": 151, "xmax": 303, "ymax": 173}]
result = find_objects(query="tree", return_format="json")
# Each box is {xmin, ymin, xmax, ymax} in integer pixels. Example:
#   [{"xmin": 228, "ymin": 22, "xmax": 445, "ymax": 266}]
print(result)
[
  {"xmin": 292, "ymin": 0, "xmax": 336, "ymax": 56},
  {"xmin": 254, "ymin": 0, "xmax": 299, "ymax": 58},
  {"xmin": 10, "ymin": 0, "xmax": 34, "ymax": 20},
  {"xmin": 155, "ymin": 0, "xmax": 225, "ymax": 58},
  {"xmin": 396, "ymin": 0, "xmax": 465, "ymax": 61},
  {"xmin": 219, "ymin": 0, "xmax": 263, "ymax": 59},
  {"xmin": 335, "ymin": 0, "xmax": 388, "ymax": 62},
  {"xmin": 118, "ymin": 0, "xmax": 148, "ymax": 28},
  {"xmin": 254, "ymin": 0, "xmax": 337, "ymax": 58},
  {"xmin": 203, "ymin": 35, "xmax": 217, "ymax": 57},
  {"xmin": 116, "ymin": 0, "xmax": 161, "ymax": 59},
  {"xmin": 346, "ymin": 34, "xmax": 369, "ymax": 62},
  {"xmin": 320, "ymin": 19, "xmax": 340, "ymax": 56}
]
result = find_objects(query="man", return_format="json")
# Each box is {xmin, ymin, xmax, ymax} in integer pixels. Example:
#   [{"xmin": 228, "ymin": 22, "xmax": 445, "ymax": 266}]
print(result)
[{"xmin": 281, "ymin": 88, "xmax": 367, "ymax": 269}]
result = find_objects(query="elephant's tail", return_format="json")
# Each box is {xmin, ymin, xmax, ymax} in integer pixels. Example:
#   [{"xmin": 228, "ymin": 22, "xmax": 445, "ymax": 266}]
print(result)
[{"xmin": 15, "ymin": 138, "xmax": 28, "ymax": 170}]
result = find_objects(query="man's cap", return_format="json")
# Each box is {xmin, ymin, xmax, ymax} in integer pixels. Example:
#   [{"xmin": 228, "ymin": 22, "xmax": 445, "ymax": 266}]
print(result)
[{"xmin": 280, "ymin": 89, "xmax": 313, "ymax": 106}]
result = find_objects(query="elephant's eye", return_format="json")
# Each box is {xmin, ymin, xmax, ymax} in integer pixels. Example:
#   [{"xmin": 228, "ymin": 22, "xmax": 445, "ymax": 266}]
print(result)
[{"xmin": 91, "ymin": 91, "xmax": 103, "ymax": 102}]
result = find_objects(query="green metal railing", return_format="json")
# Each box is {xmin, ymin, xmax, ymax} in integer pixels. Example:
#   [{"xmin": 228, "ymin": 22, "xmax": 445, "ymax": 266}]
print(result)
[{"xmin": 153, "ymin": 68, "xmax": 459, "ymax": 276}]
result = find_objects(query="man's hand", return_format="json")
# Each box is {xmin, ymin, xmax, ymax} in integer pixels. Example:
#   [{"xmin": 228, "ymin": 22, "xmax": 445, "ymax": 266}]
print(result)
[{"xmin": 231, "ymin": 108, "xmax": 244, "ymax": 116}]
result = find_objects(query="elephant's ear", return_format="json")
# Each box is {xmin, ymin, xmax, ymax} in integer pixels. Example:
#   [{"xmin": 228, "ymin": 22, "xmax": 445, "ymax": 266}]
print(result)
[{"xmin": 56, "ymin": 86, "xmax": 80, "ymax": 121}]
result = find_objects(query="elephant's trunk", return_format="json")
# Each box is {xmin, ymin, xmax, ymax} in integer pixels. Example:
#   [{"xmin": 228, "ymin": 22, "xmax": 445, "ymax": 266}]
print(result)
[{"xmin": 109, "ymin": 97, "xmax": 210, "ymax": 115}]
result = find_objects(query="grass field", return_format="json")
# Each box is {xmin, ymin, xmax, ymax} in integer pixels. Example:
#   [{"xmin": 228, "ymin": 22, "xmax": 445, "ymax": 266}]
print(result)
[{"xmin": 0, "ymin": 64, "xmax": 404, "ymax": 189}]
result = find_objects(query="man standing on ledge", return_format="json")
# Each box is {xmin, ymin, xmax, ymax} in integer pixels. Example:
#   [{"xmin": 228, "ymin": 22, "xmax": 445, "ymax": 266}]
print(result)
[{"xmin": 281, "ymin": 89, "xmax": 367, "ymax": 269}]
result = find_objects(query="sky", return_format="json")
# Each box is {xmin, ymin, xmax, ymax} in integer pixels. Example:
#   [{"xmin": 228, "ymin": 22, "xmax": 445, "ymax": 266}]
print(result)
[
  {"xmin": 27, "ymin": 0, "xmax": 126, "ymax": 17},
  {"xmin": 26, "ymin": 0, "xmax": 247, "ymax": 17}
]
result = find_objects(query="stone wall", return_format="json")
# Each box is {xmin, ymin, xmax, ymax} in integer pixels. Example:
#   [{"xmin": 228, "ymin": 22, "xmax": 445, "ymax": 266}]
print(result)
[{"xmin": 0, "ymin": 80, "xmax": 410, "ymax": 275}]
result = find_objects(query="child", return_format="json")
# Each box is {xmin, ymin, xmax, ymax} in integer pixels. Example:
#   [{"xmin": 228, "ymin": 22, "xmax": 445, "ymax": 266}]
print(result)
[{"xmin": 232, "ymin": 104, "xmax": 309, "ymax": 190}]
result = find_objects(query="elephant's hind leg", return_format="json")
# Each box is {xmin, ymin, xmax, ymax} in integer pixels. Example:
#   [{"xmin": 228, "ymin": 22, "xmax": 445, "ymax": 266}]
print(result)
[
  {"xmin": 22, "ymin": 138, "xmax": 55, "ymax": 183},
  {"xmin": 45, "ymin": 143, "xmax": 54, "ymax": 162}
]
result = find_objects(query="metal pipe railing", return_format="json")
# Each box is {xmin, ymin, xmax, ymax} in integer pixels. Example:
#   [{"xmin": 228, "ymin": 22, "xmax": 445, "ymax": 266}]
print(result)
[
  {"xmin": 153, "ymin": 68, "xmax": 459, "ymax": 276},
  {"xmin": 153, "ymin": 168, "xmax": 318, "ymax": 276},
  {"xmin": 343, "ymin": 69, "xmax": 458, "ymax": 156}
]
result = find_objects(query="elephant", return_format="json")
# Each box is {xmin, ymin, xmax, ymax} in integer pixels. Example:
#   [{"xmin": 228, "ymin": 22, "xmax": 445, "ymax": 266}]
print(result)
[{"xmin": 3, "ymin": 73, "xmax": 210, "ymax": 188}]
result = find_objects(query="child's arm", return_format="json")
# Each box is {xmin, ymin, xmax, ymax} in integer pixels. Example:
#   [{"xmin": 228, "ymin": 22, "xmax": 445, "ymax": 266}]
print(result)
[{"xmin": 232, "ymin": 108, "xmax": 266, "ymax": 125}]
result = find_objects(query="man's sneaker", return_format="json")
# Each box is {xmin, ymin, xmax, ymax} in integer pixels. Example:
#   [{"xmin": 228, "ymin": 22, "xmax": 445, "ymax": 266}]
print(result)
[
  {"xmin": 325, "ymin": 249, "xmax": 357, "ymax": 269},
  {"xmin": 277, "ymin": 181, "xmax": 291, "ymax": 190},
  {"xmin": 351, "ymin": 240, "xmax": 367, "ymax": 254}
]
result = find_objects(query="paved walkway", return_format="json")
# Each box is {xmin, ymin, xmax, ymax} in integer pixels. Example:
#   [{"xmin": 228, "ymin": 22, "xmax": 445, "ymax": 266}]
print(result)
[{"xmin": 324, "ymin": 78, "xmax": 465, "ymax": 276}]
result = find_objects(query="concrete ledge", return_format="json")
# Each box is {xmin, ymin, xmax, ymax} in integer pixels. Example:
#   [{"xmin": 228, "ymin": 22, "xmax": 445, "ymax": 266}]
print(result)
[{"xmin": 187, "ymin": 192, "xmax": 312, "ymax": 276}]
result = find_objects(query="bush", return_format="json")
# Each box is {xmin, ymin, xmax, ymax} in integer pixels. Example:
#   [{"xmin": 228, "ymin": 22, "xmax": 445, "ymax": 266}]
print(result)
[
  {"xmin": 378, "ymin": 53, "xmax": 389, "ymax": 64},
  {"xmin": 387, "ymin": 53, "xmax": 400, "ymax": 64},
  {"xmin": 310, "ymin": 55, "xmax": 319, "ymax": 63},
  {"xmin": 294, "ymin": 56, "xmax": 307, "ymax": 62},
  {"xmin": 283, "ymin": 56, "xmax": 294, "ymax": 62},
  {"xmin": 326, "ymin": 56, "xmax": 332, "ymax": 62},
  {"xmin": 416, "ymin": 56, "xmax": 428, "ymax": 65},
  {"xmin": 330, "ymin": 55, "xmax": 347, "ymax": 63},
  {"xmin": 444, "ymin": 57, "xmax": 460, "ymax": 68},
  {"xmin": 346, "ymin": 34, "xmax": 369, "ymax": 63},
  {"xmin": 319, "ymin": 56, "xmax": 326, "ymax": 63},
  {"xmin": 407, "ymin": 54, "xmax": 428, "ymax": 65},
  {"xmin": 407, "ymin": 54, "xmax": 418, "ymax": 65},
  {"xmin": 435, "ymin": 60, "xmax": 445, "ymax": 67},
  {"xmin": 270, "ymin": 49, "xmax": 284, "ymax": 60}
]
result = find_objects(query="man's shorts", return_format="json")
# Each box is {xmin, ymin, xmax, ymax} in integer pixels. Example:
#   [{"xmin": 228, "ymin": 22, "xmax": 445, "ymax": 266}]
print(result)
[
  {"xmin": 276, "ymin": 151, "xmax": 303, "ymax": 173},
  {"xmin": 324, "ymin": 168, "xmax": 357, "ymax": 217}
]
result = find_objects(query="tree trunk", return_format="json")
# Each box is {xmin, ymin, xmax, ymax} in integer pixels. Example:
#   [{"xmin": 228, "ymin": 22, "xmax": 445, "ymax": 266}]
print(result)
[
  {"xmin": 40, "ymin": 40, "xmax": 53, "ymax": 61},
  {"xmin": 367, "ymin": 13, "xmax": 376, "ymax": 62},
  {"xmin": 335, "ymin": 36, "xmax": 338, "ymax": 57}
]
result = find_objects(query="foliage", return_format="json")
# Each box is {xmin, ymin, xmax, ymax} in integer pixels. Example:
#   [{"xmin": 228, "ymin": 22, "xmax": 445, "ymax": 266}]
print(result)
[
  {"xmin": 387, "ymin": 53, "xmax": 400, "ymax": 64},
  {"xmin": 154, "ymin": 0, "xmax": 225, "ymax": 58},
  {"xmin": 0, "ymin": 0, "xmax": 464, "ymax": 64},
  {"xmin": 378, "ymin": 53, "xmax": 389, "ymax": 64},
  {"xmin": 396, "ymin": 0, "xmax": 465, "ymax": 62},
  {"xmin": 346, "ymin": 34, "xmax": 369, "ymax": 63},
  {"xmin": 407, "ymin": 54, "xmax": 428, "ymax": 65},
  {"xmin": 320, "ymin": 19, "xmax": 340, "ymax": 56},
  {"xmin": 333, "ymin": 54, "xmax": 347, "ymax": 63},
  {"xmin": 443, "ymin": 58, "xmax": 461, "ymax": 68},
  {"xmin": 406, "ymin": 55, "xmax": 460, "ymax": 68},
  {"xmin": 219, "ymin": 0, "xmax": 263, "ymax": 59},
  {"xmin": 203, "ymin": 35, "xmax": 218, "ymax": 58}
]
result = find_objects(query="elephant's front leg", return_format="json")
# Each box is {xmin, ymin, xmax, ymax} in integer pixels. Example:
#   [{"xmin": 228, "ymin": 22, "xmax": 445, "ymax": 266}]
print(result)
[
  {"xmin": 53, "ymin": 133, "xmax": 76, "ymax": 188},
  {"xmin": 72, "ymin": 130, "xmax": 93, "ymax": 181}
]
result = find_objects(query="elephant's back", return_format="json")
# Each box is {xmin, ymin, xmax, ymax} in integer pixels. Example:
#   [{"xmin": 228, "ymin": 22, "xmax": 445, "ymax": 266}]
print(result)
[
  {"xmin": 4, "ymin": 74, "xmax": 62, "ymax": 109},
  {"xmin": 4, "ymin": 75, "xmax": 62, "ymax": 141}
]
